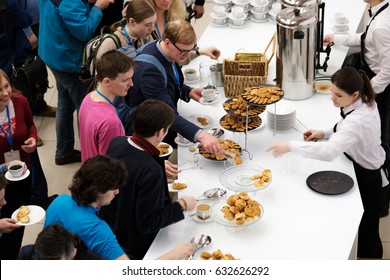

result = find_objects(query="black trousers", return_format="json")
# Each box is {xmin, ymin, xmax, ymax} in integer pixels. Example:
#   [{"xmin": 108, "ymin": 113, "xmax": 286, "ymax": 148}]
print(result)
[
  {"xmin": 352, "ymin": 162, "xmax": 383, "ymax": 258},
  {"xmin": 0, "ymin": 176, "xmax": 32, "ymax": 260},
  {"xmin": 376, "ymin": 84, "xmax": 390, "ymax": 172}
]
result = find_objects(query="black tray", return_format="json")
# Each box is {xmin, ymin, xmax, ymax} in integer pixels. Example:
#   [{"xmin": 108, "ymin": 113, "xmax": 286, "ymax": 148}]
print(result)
[{"xmin": 306, "ymin": 171, "xmax": 354, "ymax": 195}]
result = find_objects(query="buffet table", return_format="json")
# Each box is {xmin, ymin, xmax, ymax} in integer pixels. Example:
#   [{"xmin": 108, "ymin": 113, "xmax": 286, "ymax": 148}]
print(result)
[{"xmin": 144, "ymin": 0, "xmax": 367, "ymax": 260}]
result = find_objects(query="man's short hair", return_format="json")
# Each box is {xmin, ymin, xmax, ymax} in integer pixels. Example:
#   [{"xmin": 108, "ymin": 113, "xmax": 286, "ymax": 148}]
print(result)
[
  {"xmin": 163, "ymin": 20, "xmax": 196, "ymax": 45},
  {"xmin": 96, "ymin": 50, "xmax": 135, "ymax": 82},
  {"xmin": 132, "ymin": 99, "xmax": 175, "ymax": 138}
]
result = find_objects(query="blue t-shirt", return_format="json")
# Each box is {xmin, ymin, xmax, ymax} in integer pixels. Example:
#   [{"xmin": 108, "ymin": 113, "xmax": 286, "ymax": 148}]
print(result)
[{"xmin": 44, "ymin": 194, "xmax": 124, "ymax": 260}]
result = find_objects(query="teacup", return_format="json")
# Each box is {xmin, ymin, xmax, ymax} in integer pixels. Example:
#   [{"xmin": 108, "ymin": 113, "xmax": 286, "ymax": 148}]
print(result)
[
  {"xmin": 333, "ymin": 24, "xmax": 348, "ymax": 33},
  {"xmin": 231, "ymin": 6, "xmax": 245, "ymax": 18},
  {"xmin": 213, "ymin": 5, "xmax": 226, "ymax": 17},
  {"xmin": 201, "ymin": 89, "xmax": 217, "ymax": 102},
  {"xmin": 8, "ymin": 160, "xmax": 25, "ymax": 177},
  {"xmin": 333, "ymin": 12, "xmax": 347, "ymax": 24},
  {"xmin": 184, "ymin": 68, "xmax": 197, "ymax": 81},
  {"xmin": 196, "ymin": 203, "xmax": 211, "ymax": 220},
  {"xmin": 254, "ymin": 0, "xmax": 268, "ymax": 6}
]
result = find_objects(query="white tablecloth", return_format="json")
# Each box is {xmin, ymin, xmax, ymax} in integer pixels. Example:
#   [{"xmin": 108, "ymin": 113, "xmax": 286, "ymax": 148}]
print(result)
[{"xmin": 144, "ymin": 0, "xmax": 367, "ymax": 260}]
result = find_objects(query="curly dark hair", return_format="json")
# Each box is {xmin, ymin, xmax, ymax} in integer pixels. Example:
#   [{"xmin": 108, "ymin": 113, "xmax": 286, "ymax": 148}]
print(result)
[{"xmin": 69, "ymin": 155, "xmax": 127, "ymax": 206}]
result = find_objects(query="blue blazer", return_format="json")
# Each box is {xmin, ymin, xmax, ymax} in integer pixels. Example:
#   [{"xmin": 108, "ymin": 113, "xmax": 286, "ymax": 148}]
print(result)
[{"xmin": 118, "ymin": 41, "xmax": 201, "ymax": 146}]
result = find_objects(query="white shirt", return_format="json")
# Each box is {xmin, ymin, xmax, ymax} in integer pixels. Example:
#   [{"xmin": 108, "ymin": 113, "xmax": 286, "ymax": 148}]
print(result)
[
  {"xmin": 334, "ymin": 1, "xmax": 390, "ymax": 94},
  {"xmin": 290, "ymin": 99, "xmax": 386, "ymax": 170}
]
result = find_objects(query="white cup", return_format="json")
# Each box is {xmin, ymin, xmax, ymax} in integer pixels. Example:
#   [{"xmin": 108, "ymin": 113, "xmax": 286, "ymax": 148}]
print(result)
[
  {"xmin": 334, "ymin": 12, "xmax": 347, "ymax": 24},
  {"xmin": 213, "ymin": 5, "xmax": 226, "ymax": 17},
  {"xmin": 8, "ymin": 161, "xmax": 25, "ymax": 177},
  {"xmin": 255, "ymin": 0, "xmax": 268, "ymax": 6},
  {"xmin": 184, "ymin": 68, "xmax": 197, "ymax": 80},
  {"xmin": 196, "ymin": 203, "xmax": 211, "ymax": 220},
  {"xmin": 201, "ymin": 89, "xmax": 217, "ymax": 102},
  {"xmin": 231, "ymin": 6, "xmax": 244, "ymax": 18}
]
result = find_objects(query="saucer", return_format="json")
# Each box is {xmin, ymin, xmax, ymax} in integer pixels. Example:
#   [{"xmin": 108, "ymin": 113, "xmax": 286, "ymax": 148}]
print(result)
[
  {"xmin": 174, "ymin": 136, "xmax": 193, "ymax": 147},
  {"xmin": 211, "ymin": 21, "xmax": 228, "ymax": 28},
  {"xmin": 199, "ymin": 95, "xmax": 220, "ymax": 105},
  {"xmin": 184, "ymin": 76, "xmax": 200, "ymax": 84},
  {"xmin": 210, "ymin": 11, "xmax": 228, "ymax": 19},
  {"xmin": 192, "ymin": 215, "xmax": 212, "ymax": 223},
  {"xmin": 331, "ymin": 26, "xmax": 349, "ymax": 34},
  {"xmin": 228, "ymin": 21, "xmax": 249, "ymax": 29},
  {"xmin": 331, "ymin": 18, "xmax": 349, "ymax": 26},
  {"xmin": 250, "ymin": 15, "xmax": 268, "ymax": 23},
  {"xmin": 5, "ymin": 169, "xmax": 30, "ymax": 182}
]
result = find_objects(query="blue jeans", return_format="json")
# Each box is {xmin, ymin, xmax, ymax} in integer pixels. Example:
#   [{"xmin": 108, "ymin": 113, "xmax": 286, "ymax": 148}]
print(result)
[{"xmin": 50, "ymin": 68, "xmax": 84, "ymax": 158}]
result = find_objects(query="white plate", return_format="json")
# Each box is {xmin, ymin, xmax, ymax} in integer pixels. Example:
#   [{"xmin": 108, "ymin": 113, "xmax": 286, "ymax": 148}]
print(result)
[
  {"xmin": 184, "ymin": 76, "xmax": 200, "ymax": 84},
  {"xmin": 11, "ymin": 205, "xmax": 45, "ymax": 226},
  {"xmin": 228, "ymin": 21, "xmax": 249, "ymax": 29},
  {"xmin": 219, "ymin": 165, "xmax": 272, "ymax": 192},
  {"xmin": 168, "ymin": 181, "xmax": 187, "ymax": 192},
  {"xmin": 5, "ymin": 169, "xmax": 30, "ymax": 182},
  {"xmin": 188, "ymin": 114, "xmax": 213, "ymax": 128},
  {"xmin": 174, "ymin": 137, "xmax": 194, "ymax": 147},
  {"xmin": 199, "ymin": 95, "xmax": 220, "ymax": 105},
  {"xmin": 192, "ymin": 214, "xmax": 212, "ymax": 223},
  {"xmin": 331, "ymin": 18, "xmax": 349, "ymax": 26},
  {"xmin": 331, "ymin": 26, "xmax": 349, "ymax": 34},
  {"xmin": 157, "ymin": 142, "xmax": 173, "ymax": 157}
]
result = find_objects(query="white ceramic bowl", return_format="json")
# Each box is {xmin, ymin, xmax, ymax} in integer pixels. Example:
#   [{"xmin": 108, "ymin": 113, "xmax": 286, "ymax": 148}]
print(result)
[{"xmin": 333, "ymin": 12, "xmax": 347, "ymax": 24}]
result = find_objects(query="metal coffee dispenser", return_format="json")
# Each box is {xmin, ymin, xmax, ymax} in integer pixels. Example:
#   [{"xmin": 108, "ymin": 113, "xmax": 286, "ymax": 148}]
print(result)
[{"xmin": 276, "ymin": 7, "xmax": 317, "ymax": 100}]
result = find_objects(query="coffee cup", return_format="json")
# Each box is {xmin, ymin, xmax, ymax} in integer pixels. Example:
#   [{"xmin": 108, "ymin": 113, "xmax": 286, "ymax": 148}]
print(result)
[
  {"xmin": 333, "ymin": 12, "xmax": 347, "ymax": 24},
  {"xmin": 213, "ymin": 5, "xmax": 226, "ymax": 17},
  {"xmin": 201, "ymin": 89, "xmax": 217, "ymax": 102},
  {"xmin": 196, "ymin": 203, "xmax": 211, "ymax": 220},
  {"xmin": 184, "ymin": 68, "xmax": 197, "ymax": 81},
  {"xmin": 231, "ymin": 6, "xmax": 244, "ymax": 18},
  {"xmin": 8, "ymin": 160, "xmax": 25, "ymax": 178}
]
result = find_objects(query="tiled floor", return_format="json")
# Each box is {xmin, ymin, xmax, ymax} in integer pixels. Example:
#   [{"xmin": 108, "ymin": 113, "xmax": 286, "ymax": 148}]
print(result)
[{"xmin": 21, "ymin": 1, "xmax": 389, "ymax": 259}]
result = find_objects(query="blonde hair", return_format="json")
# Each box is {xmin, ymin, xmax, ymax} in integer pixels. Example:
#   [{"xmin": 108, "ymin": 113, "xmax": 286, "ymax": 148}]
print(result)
[
  {"xmin": 163, "ymin": 20, "xmax": 196, "ymax": 45},
  {"xmin": 0, "ymin": 69, "xmax": 18, "ymax": 93},
  {"xmin": 147, "ymin": 0, "xmax": 187, "ymax": 21},
  {"xmin": 111, "ymin": 0, "xmax": 156, "ymax": 32}
]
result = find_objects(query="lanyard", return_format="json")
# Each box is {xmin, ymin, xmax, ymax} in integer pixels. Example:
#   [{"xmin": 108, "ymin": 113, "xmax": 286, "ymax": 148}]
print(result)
[
  {"xmin": 120, "ymin": 22, "xmax": 136, "ymax": 48},
  {"xmin": 172, "ymin": 63, "xmax": 181, "ymax": 89},
  {"xmin": 0, "ymin": 106, "xmax": 13, "ymax": 150},
  {"xmin": 95, "ymin": 88, "xmax": 114, "ymax": 105},
  {"xmin": 155, "ymin": 19, "xmax": 167, "ymax": 39}
]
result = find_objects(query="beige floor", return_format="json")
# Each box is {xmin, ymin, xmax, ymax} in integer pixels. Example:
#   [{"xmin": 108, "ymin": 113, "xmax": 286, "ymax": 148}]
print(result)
[{"xmin": 22, "ymin": 1, "xmax": 390, "ymax": 259}]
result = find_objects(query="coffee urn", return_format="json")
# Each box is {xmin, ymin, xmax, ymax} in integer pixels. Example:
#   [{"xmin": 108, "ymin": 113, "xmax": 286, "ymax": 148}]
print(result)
[
  {"xmin": 281, "ymin": 0, "xmax": 322, "ymax": 13},
  {"xmin": 276, "ymin": 7, "xmax": 317, "ymax": 100}
]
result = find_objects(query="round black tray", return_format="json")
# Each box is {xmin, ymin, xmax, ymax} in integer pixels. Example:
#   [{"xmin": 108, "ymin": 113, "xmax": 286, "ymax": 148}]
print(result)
[{"xmin": 306, "ymin": 170, "xmax": 354, "ymax": 195}]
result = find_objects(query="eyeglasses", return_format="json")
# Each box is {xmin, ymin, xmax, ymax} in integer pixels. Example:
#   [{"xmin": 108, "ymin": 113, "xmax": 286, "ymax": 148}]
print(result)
[{"xmin": 171, "ymin": 41, "xmax": 198, "ymax": 55}]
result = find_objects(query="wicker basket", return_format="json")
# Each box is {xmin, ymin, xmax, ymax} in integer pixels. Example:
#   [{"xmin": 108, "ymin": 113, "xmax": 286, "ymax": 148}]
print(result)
[{"xmin": 222, "ymin": 33, "xmax": 276, "ymax": 97}]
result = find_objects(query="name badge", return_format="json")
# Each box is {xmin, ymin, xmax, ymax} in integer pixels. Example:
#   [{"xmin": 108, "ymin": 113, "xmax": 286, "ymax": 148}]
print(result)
[{"xmin": 4, "ymin": 150, "xmax": 21, "ymax": 163}]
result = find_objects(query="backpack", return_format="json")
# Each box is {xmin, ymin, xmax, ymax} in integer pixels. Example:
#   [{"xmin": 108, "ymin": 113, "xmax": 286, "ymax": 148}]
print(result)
[
  {"xmin": 79, "ymin": 27, "xmax": 122, "ymax": 94},
  {"xmin": 0, "ymin": 0, "xmax": 49, "ymax": 102},
  {"xmin": 118, "ymin": 40, "xmax": 167, "ymax": 87}
]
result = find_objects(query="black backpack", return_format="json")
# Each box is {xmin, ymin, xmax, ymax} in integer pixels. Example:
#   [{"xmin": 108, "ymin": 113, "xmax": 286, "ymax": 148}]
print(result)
[{"xmin": 0, "ymin": 0, "xmax": 49, "ymax": 102}]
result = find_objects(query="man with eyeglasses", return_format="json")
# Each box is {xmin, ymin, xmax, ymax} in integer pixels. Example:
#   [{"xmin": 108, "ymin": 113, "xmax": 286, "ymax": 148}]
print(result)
[{"xmin": 118, "ymin": 20, "xmax": 222, "ymax": 154}]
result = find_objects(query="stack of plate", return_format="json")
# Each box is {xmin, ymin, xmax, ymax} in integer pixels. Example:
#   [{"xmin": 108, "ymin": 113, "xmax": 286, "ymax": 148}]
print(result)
[{"xmin": 266, "ymin": 100, "xmax": 296, "ymax": 130}]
